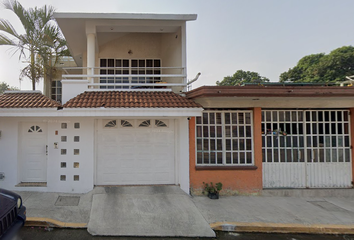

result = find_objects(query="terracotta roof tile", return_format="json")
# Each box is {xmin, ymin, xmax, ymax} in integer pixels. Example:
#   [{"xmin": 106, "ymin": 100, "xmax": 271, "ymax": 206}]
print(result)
[
  {"xmin": 63, "ymin": 91, "xmax": 202, "ymax": 108},
  {"xmin": 0, "ymin": 91, "xmax": 62, "ymax": 108}
]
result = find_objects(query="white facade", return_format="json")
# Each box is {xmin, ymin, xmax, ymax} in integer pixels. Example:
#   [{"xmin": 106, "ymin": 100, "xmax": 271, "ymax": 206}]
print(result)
[
  {"xmin": 54, "ymin": 13, "xmax": 197, "ymax": 99},
  {"xmin": 0, "ymin": 117, "xmax": 94, "ymax": 193},
  {"xmin": 0, "ymin": 13, "xmax": 200, "ymax": 194},
  {"xmin": 0, "ymin": 115, "xmax": 195, "ymax": 194}
]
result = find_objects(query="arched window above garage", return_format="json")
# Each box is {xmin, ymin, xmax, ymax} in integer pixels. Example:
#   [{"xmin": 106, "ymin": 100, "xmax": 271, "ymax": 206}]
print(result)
[
  {"xmin": 121, "ymin": 120, "xmax": 133, "ymax": 127},
  {"xmin": 139, "ymin": 120, "xmax": 151, "ymax": 127},
  {"xmin": 28, "ymin": 125, "xmax": 43, "ymax": 133},
  {"xmin": 155, "ymin": 120, "xmax": 168, "ymax": 127},
  {"xmin": 104, "ymin": 120, "xmax": 117, "ymax": 128}
]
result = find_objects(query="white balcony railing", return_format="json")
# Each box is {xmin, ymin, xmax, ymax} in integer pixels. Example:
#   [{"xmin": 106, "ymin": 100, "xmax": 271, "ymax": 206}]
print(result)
[{"xmin": 62, "ymin": 67, "xmax": 187, "ymax": 89}]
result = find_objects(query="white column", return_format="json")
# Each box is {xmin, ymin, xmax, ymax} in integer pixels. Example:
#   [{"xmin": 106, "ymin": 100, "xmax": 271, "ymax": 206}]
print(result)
[
  {"xmin": 87, "ymin": 33, "xmax": 96, "ymax": 84},
  {"xmin": 181, "ymin": 23, "xmax": 187, "ymax": 92},
  {"xmin": 177, "ymin": 117, "xmax": 190, "ymax": 194}
]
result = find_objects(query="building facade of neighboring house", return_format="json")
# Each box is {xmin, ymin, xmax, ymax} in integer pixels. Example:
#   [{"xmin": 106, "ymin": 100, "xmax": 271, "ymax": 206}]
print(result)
[
  {"xmin": 187, "ymin": 85, "xmax": 354, "ymax": 194},
  {"xmin": 1, "ymin": 12, "xmax": 354, "ymax": 195},
  {"xmin": 0, "ymin": 13, "xmax": 202, "ymax": 194}
]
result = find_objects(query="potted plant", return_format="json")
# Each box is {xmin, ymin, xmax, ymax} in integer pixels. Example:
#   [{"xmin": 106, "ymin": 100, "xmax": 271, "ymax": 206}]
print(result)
[{"xmin": 203, "ymin": 182, "xmax": 222, "ymax": 199}]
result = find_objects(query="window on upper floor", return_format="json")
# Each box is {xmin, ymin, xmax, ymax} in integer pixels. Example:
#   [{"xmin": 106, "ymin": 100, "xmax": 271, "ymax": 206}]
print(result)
[
  {"xmin": 51, "ymin": 80, "xmax": 62, "ymax": 102},
  {"xmin": 196, "ymin": 110, "xmax": 254, "ymax": 166},
  {"xmin": 99, "ymin": 59, "xmax": 161, "ymax": 89}
]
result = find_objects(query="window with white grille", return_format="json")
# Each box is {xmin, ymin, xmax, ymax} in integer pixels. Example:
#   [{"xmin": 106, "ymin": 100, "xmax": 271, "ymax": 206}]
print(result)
[
  {"xmin": 196, "ymin": 111, "xmax": 254, "ymax": 166},
  {"xmin": 99, "ymin": 59, "xmax": 161, "ymax": 89},
  {"xmin": 261, "ymin": 110, "xmax": 351, "ymax": 163},
  {"xmin": 51, "ymin": 80, "xmax": 62, "ymax": 102}
]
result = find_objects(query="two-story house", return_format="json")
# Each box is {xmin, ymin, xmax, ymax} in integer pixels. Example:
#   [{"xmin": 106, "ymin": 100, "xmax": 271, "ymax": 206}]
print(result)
[{"xmin": 0, "ymin": 13, "xmax": 202, "ymax": 194}]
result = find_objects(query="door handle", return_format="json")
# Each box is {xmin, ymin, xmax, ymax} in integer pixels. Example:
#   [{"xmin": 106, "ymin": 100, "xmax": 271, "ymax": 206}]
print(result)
[{"xmin": 46, "ymin": 145, "xmax": 48, "ymax": 155}]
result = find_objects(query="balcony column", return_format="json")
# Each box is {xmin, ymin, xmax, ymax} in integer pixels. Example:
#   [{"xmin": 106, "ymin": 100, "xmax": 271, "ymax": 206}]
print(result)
[
  {"xmin": 87, "ymin": 33, "xmax": 96, "ymax": 84},
  {"xmin": 181, "ymin": 22, "xmax": 187, "ymax": 92}
]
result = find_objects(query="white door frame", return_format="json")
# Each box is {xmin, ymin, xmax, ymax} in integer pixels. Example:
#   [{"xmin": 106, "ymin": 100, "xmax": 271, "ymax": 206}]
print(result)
[{"xmin": 19, "ymin": 122, "xmax": 48, "ymax": 182}]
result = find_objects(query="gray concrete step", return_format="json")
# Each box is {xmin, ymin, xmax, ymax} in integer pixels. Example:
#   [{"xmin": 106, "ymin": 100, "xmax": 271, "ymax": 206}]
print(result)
[
  {"xmin": 262, "ymin": 189, "xmax": 354, "ymax": 198},
  {"xmin": 87, "ymin": 186, "xmax": 215, "ymax": 237}
]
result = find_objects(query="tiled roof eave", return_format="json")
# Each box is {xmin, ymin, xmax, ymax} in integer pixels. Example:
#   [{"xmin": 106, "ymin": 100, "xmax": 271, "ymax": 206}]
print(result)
[
  {"xmin": 0, "ymin": 92, "xmax": 62, "ymax": 108},
  {"xmin": 62, "ymin": 91, "xmax": 202, "ymax": 108},
  {"xmin": 61, "ymin": 106, "xmax": 204, "ymax": 109},
  {"xmin": 0, "ymin": 106, "xmax": 60, "ymax": 109}
]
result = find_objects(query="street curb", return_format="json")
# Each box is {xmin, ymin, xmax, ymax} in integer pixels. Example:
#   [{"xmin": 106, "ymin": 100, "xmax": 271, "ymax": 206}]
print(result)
[
  {"xmin": 210, "ymin": 222, "xmax": 354, "ymax": 235},
  {"xmin": 25, "ymin": 218, "xmax": 354, "ymax": 235},
  {"xmin": 25, "ymin": 217, "xmax": 87, "ymax": 229}
]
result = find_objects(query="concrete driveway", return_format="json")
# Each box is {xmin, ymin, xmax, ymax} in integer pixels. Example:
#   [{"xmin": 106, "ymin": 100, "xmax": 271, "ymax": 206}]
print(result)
[{"xmin": 87, "ymin": 185, "xmax": 215, "ymax": 237}]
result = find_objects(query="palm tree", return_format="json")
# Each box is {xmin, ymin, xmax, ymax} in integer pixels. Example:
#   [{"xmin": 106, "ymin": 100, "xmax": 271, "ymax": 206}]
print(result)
[
  {"xmin": 39, "ymin": 24, "xmax": 70, "ymax": 97},
  {"xmin": 0, "ymin": 0, "xmax": 68, "ymax": 91}
]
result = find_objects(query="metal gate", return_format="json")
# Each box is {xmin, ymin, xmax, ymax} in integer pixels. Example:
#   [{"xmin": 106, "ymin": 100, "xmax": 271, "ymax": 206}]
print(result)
[{"xmin": 262, "ymin": 110, "xmax": 352, "ymax": 188}]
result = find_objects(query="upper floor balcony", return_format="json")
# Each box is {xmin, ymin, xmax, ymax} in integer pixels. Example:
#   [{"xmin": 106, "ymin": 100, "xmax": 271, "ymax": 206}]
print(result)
[
  {"xmin": 60, "ymin": 63, "xmax": 200, "ymax": 104},
  {"xmin": 62, "ymin": 65, "xmax": 186, "ymax": 90},
  {"xmin": 53, "ymin": 13, "xmax": 198, "ymax": 104}
]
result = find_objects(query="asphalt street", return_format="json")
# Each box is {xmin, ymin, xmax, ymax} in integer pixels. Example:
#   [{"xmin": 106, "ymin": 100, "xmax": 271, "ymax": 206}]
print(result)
[{"xmin": 17, "ymin": 227, "xmax": 354, "ymax": 240}]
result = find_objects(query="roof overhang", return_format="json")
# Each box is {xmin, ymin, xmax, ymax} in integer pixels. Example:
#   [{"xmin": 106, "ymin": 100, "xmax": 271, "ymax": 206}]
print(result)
[
  {"xmin": 54, "ymin": 12, "xmax": 197, "ymax": 66},
  {"xmin": 193, "ymin": 96, "xmax": 354, "ymax": 108},
  {"xmin": 54, "ymin": 12, "xmax": 197, "ymax": 21},
  {"xmin": 187, "ymin": 86, "xmax": 354, "ymax": 108},
  {"xmin": 0, "ymin": 108, "xmax": 203, "ymax": 117}
]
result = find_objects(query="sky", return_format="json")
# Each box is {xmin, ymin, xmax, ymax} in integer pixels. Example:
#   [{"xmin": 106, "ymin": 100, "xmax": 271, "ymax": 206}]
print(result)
[{"xmin": 1, "ymin": 0, "xmax": 354, "ymax": 91}]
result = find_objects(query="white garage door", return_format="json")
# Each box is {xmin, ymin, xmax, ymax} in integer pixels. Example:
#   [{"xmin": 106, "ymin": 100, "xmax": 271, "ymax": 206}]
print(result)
[
  {"xmin": 262, "ymin": 110, "xmax": 352, "ymax": 188},
  {"xmin": 96, "ymin": 119, "xmax": 175, "ymax": 185}
]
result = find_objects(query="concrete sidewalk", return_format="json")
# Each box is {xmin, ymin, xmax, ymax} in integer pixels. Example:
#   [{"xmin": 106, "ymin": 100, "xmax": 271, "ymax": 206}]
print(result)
[
  {"xmin": 192, "ymin": 195, "xmax": 354, "ymax": 234},
  {"xmin": 87, "ymin": 186, "xmax": 215, "ymax": 237},
  {"xmin": 18, "ymin": 187, "xmax": 105, "ymax": 228},
  {"xmin": 17, "ymin": 187, "xmax": 354, "ymax": 236}
]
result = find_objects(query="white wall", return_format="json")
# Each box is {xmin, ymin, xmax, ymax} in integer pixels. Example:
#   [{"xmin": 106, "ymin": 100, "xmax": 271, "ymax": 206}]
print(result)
[
  {"xmin": 0, "ymin": 117, "xmax": 94, "ymax": 193},
  {"xmin": 47, "ymin": 118, "xmax": 94, "ymax": 193},
  {"xmin": 0, "ymin": 116, "xmax": 190, "ymax": 194},
  {"xmin": 82, "ymin": 32, "xmax": 183, "ymax": 86},
  {"xmin": 177, "ymin": 117, "xmax": 190, "ymax": 194},
  {"xmin": 0, "ymin": 118, "xmax": 19, "ymax": 190},
  {"xmin": 98, "ymin": 33, "xmax": 162, "ymax": 60},
  {"xmin": 62, "ymin": 80, "xmax": 88, "ymax": 104},
  {"xmin": 161, "ymin": 29, "xmax": 183, "ymax": 92}
]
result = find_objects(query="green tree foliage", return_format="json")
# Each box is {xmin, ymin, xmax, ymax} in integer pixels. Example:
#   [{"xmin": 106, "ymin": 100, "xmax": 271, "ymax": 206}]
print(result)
[
  {"xmin": 39, "ymin": 24, "xmax": 70, "ymax": 97},
  {"xmin": 280, "ymin": 46, "xmax": 354, "ymax": 83},
  {"xmin": 216, "ymin": 70, "xmax": 270, "ymax": 86},
  {"xmin": 0, "ymin": 0, "xmax": 69, "ymax": 91},
  {"xmin": 0, "ymin": 81, "xmax": 19, "ymax": 94}
]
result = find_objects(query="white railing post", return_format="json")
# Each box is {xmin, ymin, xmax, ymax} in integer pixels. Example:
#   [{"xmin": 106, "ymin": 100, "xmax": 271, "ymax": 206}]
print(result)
[{"xmin": 87, "ymin": 33, "xmax": 96, "ymax": 85}]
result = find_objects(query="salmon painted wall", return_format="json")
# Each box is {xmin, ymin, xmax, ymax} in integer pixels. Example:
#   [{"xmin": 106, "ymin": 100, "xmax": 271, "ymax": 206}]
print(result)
[
  {"xmin": 351, "ymin": 108, "xmax": 354, "ymax": 185},
  {"xmin": 189, "ymin": 108, "xmax": 263, "ymax": 195}
]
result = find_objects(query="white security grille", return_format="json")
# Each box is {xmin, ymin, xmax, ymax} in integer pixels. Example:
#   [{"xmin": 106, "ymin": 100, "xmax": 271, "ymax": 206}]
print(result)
[
  {"xmin": 262, "ymin": 110, "xmax": 352, "ymax": 188},
  {"xmin": 196, "ymin": 111, "xmax": 253, "ymax": 165},
  {"xmin": 99, "ymin": 59, "xmax": 161, "ymax": 89}
]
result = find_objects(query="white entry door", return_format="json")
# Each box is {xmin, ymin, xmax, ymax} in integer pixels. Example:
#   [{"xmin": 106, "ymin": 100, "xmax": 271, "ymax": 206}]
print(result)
[
  {"xmin": 20, "ymin": 123, "xmax": 47, "ymax": 182},
  {"xmin": 96, "ymin": 119, "xmax": 175, "ymax": 185}
]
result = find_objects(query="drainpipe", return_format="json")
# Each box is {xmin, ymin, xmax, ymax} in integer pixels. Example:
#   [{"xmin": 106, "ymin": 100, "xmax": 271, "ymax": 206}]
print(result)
[
  {"xmin": 185, "ymin": 72, "xmax": 201, "ymax": 91},
  {"xmin": 187, "ymin": 72, "xmax": 201, "ymax": 86}
]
